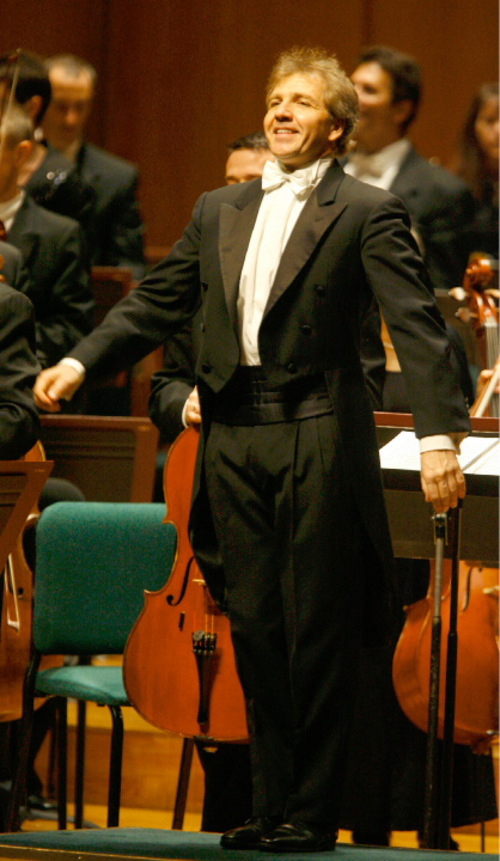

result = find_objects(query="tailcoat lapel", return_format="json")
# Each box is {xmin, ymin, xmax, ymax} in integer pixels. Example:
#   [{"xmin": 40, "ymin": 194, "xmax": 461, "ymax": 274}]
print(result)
[
  {"xmin": 264, "ymin": 162, "xmax": 346, "ymax": 315},
  {"xmin": 217, "ymin": 160, "xmax": 347, "ymax": 323},
  {"xmin": 218, "ymin": 187, "xmax": 263, "ymax": 326}
]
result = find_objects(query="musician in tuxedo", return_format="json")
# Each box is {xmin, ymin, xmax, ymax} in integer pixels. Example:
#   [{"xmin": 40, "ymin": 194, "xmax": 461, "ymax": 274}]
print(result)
[
  {"xmin": 42, "ymin": 54, "xmax": 146, "ymax": 280},
  {"xmin": 34, "ymin": 46, "xmax": 470, "ymax": 852},
  {"xmin": 0, "ymin": 106, "xmax": 94, "ymax": 370}
]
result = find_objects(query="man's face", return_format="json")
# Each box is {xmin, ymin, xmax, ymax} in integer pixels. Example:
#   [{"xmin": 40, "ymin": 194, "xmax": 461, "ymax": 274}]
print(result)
[
  {"xmin": 225, "ymin": 148, "xmax": 271, "ymax": 184},
  {"xmin": 351, "ymin": 62, "xmax": 405, "ymax": 153},
  {"xmin": 42, "ymin": 67, "xmax": 93, "ymax": 151},
  {"xmin": 264, "ymin": 73, "xmax": 342, "ymax": 170}
]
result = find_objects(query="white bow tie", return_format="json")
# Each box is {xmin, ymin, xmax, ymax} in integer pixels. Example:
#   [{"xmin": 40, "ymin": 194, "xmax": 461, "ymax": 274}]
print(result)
[{"xmin": 261, "ymin": 159, "xmax": 319, "ymax": 198}]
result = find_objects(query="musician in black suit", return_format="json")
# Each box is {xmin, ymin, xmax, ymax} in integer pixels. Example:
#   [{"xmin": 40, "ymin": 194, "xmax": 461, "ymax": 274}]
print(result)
[
  {"xmin": 0, "ymin": 244, "xmax": 40, "ymax": 459},
  {"xmin": 0, "ymin": 51, "xmax": 96, "ymax": 244},
  {"xmin": 347, "ymin": 45, "xmax": 474, "ymax": 292},
  {"xmin": 42, "ymin": 54, "xmax": 146, "ymax": 280},
  {"xmin": 0, "ymin": 106, "xmax": 94, "ymax": 369},
  {"xmin": 34, "ymin": 46, "xmax": 470, "ymax": 853}
]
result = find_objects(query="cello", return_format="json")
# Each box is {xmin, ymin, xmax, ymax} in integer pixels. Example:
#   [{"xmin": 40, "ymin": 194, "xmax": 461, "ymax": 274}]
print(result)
[
  {"xmin": 123, "ymin": 427, "xmax": 248, "ymax": 742},
  {"xmin": 392, "ymin": 254, "xmax": 499, "ymax": 751},
  {"xmin": 0, "ymin": 442, "xmax": 56, "ymax": 722},
  {"xmin": 454, "ymin": 252, "xmax": 499, "ymax": 417}
]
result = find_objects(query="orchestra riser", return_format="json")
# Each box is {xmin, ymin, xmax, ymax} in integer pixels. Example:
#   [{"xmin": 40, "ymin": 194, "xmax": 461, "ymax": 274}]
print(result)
[{"xmin": 33, "ymin": 700, "xmax": 498, "ymax": 845}]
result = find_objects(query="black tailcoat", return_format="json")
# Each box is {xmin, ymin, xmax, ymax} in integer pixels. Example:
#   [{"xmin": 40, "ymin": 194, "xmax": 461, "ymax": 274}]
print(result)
[{"xmin": 71, "ymin": 160, "xmax": 470, "ymax": 615}]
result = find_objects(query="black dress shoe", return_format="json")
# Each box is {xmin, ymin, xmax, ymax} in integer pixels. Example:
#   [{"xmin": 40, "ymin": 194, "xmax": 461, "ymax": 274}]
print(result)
[
  {"xmin": 260, "ymin": 820, "xmax": 338, "ymax": 852},
  {"xmin": 220, "ymin": 816, "xmax": 280, "ymax": 849},
  {"xmin": 27, "ymin": 794, "xmax": 58, "ymax": 812}
]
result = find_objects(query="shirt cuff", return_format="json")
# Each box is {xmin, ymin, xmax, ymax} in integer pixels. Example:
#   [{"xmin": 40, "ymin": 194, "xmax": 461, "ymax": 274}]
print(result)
[
  {"xmin": 419, "ymin": 433, "xmax": 466, "ymax": 455},
  {"xmin": 59, "ymin": 357, "xmax": 86, "ymax": 378},
  {"xmin": 181, "ymin": 398, "xmax": 190, "ymax": 429}
]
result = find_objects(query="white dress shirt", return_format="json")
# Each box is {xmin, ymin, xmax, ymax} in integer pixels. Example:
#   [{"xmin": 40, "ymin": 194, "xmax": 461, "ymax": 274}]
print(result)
[{"xmin": 238, "ymin": 156, "xmax": 333, "ymax": 365}]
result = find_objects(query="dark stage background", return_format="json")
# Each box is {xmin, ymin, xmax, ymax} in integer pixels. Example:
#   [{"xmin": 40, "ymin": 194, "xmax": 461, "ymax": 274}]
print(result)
[{"xmin": 2, "ymin": 0, "xmax": 498, "ymax": 253}]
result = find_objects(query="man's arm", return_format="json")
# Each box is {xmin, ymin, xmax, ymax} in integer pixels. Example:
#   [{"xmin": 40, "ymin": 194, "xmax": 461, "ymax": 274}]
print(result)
[
  {"xmin": 34, "ymin": 192, "xmax": 207, "ymax": 410},
  {"xmin": 360, "ymin": 195, "xmax": 470, "ymax": 513}
]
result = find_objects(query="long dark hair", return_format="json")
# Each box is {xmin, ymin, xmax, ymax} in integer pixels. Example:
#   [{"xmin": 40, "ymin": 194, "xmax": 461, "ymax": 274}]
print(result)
[{"xmin": 454, "ymin": 83, "xmax": 498, "ymax": 201}]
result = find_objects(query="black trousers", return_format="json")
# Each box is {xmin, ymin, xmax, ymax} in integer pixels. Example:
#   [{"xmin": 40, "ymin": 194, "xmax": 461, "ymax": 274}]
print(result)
[{"xmin": 204, "ymin": 415, "xmax": 365, "ymax": 828}]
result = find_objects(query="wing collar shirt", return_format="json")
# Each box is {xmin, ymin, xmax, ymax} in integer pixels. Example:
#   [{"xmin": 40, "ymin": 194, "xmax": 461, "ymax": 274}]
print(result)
[{"xmin": 238, "ymin": 155, "xmax": 333, "ymax": 366}]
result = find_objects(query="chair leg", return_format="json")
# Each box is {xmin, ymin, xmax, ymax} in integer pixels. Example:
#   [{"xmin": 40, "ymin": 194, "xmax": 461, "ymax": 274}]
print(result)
[
  {"xmin": 56, "ymin": 698, "xmax": 68, "ymax": 830},
  {"xmin": 6, "ymin": 651, "xmax": 41, "ymax": 831},
  {"xmin": 172, "ymin": 737, "xmax": 194, "ymax": 830},
  {"xmin": 74, "ymin": 700, "xmax": 86, "ymax": 828},
  {"xmin": 107, "ymin": 705, "xmax": 124, "ymax": 828}
]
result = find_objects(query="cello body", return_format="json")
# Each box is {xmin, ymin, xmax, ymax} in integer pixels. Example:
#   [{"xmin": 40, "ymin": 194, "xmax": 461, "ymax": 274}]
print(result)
[
  {"xmin": 392, "ymin": 559, "xmax": 499, "ymax": 750},
  {"xmin": 124, "ymin": 428, "xmax": 248, "ymax": 741},
  {"xmin": 0, "ymin": 443, "xmax": 58, "ymax": 722}
]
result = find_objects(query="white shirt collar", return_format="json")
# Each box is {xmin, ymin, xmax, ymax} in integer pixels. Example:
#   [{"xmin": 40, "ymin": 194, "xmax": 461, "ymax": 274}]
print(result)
[
  {"xmin": 345, "ymin": 139, "xmax": 411, "ymax": 189},
  {"xmin": 0, "ymin": 191, "xmax": 25, "ymax": 233}
]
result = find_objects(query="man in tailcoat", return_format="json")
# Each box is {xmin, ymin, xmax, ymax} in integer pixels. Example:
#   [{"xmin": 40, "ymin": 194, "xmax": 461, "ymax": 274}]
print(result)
[{"xmin": 34, "ymin": 47, "xmax": 470, "ymax": 852}]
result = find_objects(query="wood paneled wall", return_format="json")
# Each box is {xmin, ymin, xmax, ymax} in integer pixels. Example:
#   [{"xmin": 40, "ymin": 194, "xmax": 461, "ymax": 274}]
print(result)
[{"xmin": 2, "ymin": 0, "xmax": 498, "ymax": 249}]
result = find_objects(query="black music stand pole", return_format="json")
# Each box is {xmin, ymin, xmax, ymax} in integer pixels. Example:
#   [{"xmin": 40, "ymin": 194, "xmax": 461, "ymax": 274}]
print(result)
[
  {"xmin": 438, "ymin": 503, "xmax": 462, "ymax": 849},
  {"xmin": 422, "ymin": 510, "xmax": 447, "ymax": 848}
]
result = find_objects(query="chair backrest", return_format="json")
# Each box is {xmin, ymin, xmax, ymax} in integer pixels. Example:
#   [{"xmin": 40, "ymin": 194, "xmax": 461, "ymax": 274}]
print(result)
[
  {"xmin": 40, "ymin": 415, "xmax": 159, "ymax": 502},
  {"xmin": 32, "ymin": 502, "xmax": 176, "ymax": 656}
]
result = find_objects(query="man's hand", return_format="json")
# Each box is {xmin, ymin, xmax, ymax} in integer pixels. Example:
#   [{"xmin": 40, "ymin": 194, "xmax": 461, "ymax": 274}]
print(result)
[
  {"xmin": 420, "ymin": 449, "xmax": 466, "ymax": 514},
  {"xmin": 184, "ymin": 386, "xmax": 201, "ymax": 426},
  {"xmin": 33, "ymin": 364, "xmax": 84, "ymax": 412}
]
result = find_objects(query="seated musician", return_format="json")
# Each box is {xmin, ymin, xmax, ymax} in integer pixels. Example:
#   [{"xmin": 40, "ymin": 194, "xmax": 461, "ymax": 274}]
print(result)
[
  {"xmin": 0, "ymin": 106, "xmax": 94, "ymax": 370},
  {"xmin": 42, "ymin": 53, "xmax": 146, "ymax": 281},
  {"xmin": 0, "ymin": 50, "xmax": 95, "ymax": 247}
]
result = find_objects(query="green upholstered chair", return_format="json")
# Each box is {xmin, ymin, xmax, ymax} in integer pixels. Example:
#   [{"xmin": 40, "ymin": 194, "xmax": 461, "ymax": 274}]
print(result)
[{"xmin": 7, "ymin": 502, "xmax": 176, "ymax": 831}]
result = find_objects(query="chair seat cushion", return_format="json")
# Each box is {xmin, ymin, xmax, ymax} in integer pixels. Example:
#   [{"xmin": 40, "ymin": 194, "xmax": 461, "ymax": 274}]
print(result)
[{"xmin": 35, "ymin": 665, "xmax": 128, "ymax": 706}]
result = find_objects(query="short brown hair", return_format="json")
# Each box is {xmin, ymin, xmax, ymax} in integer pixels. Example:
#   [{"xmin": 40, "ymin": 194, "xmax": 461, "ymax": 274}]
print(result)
[{"xmin": 266, "ymin": 46, "xmax": 359, "ymax": 155}]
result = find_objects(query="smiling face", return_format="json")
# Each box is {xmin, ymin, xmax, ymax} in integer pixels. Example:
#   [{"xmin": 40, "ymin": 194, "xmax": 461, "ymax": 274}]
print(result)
[{"xmin": 263, "ymin": 73, "xmax": 343, "ymax": 171}]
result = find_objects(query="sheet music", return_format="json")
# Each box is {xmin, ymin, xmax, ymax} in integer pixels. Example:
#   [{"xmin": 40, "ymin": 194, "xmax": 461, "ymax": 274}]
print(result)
[{"xmin": 379, "ymin": 431, "xmax": 500, "ymax": 476}]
